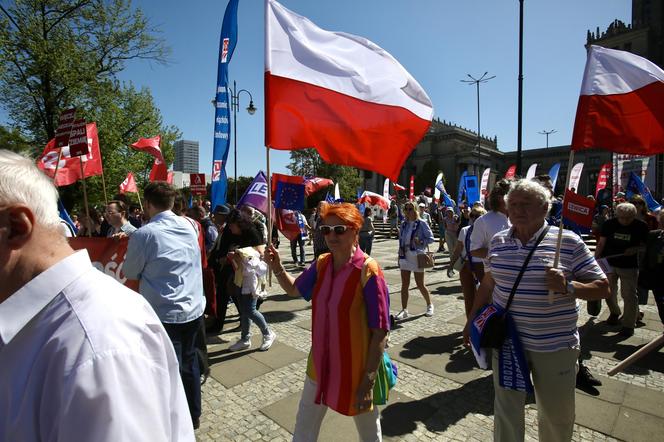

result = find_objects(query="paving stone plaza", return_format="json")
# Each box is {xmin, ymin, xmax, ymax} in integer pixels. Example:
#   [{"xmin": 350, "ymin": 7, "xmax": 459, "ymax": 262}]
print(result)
[{"xmin": 196, "ymin": 230, "xmax": 664, "ymax": 441}]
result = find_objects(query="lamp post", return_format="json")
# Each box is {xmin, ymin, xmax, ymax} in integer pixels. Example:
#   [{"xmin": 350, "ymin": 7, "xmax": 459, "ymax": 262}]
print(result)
[
  {"xmin": 230, "ymin": 80, "xmax": 256, "ymax": 202},
  {"xmin": 461, "ymin": 72, "xmax": 495, "ymax": 177},
  {"xmin": 538, "ymin": 129, "xmax": 557, "ymax": 148}
]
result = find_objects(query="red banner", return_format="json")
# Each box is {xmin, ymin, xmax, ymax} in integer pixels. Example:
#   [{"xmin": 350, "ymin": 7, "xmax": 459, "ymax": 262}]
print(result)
[
  {"xmin": 37, "ymin": 123, "xmax": 103, "ymax": 187},
  {"xmin": 275, "ymin": 208, "xmax": 301, "ymax": 241},
  {"xmin": 595, "ymin": 162, "xmax": 612, "ymax": 198},
  {"xmin": 562, "ymin": 189, "xmax": 594, "ymax": 228},
  {"xmin": 69, "ymin": 237, "xmax": 138, "ymax": 290},
  {"xmin": 505, "ymin": 164, "xmax": 516, "ymax": 179},
  {"xmin": 409, "ymin": 175, "xmax": 415, "ymax": 201},
  {"xmin": 190, "ymin": 173, "xmax": 207, "ymax": 195},
  {"xmin": 119, "ymin": 172, "xmax": 138, "ymax": 194}
]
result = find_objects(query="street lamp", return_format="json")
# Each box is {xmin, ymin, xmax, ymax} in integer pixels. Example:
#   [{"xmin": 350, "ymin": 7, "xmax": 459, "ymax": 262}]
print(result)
[
  {"xmin": 538, "ymin": 129, "xmax": 557, "ymax": 148},
  {"xmin": 461, "ymin": 72, "xmax": 495, "ymax": 177},
  {"xmin": 230, "ymin": 81, "xmax": 256, "ymax": 202}
]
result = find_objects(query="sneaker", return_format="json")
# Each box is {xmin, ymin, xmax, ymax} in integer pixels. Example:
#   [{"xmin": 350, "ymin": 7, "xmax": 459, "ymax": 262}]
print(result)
[
  {"xmin": 606, "ymin": 313, "xmax": 621, "ymax": 326},
  {"xmin": 619, "ymin": 327, "xmax": 634, "ymax": 337},
  {"xmin": 395, "ymin": 309, "xmax": 409, "ymax": 320},
  {"xmin": 260, "ymin": 331, "xmax": 277, "ymax": 351},
  {"xmin": 576, "ymin": 363, "xmax": 602, "ymax": 389},
  {"xmin": 229, "ymin": 337, "xmax": 251, "ymax": 351},
  {"xmin": 425, "ymin": 304, "xmax": 434, "ymax": 317},
  {"xmin": 446, "ymin": 268, "xmax": 455, "ymax": 278}
]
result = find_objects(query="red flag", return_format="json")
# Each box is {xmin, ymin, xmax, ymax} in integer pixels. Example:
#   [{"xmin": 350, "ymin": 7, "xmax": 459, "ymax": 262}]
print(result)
[
  {"xmin": 572, "ymin": 46, "xmax": 664, "ymax": 155},
  {"xmin": 119, "ymin": 172, "xmax": 138, "ymax": 194},
  {"xmin": 505, "ymin": 164, "xmax": 516, "ymax": 179},
  {"xmin": 264, "ymin": 0, "xmax": 433, "ymax": 181},
  {"xmin": 275, "ymin": 208, "xmax": 301, "ymax": 241},
  {"xmin": 271, "ymin": 173, "xmax": 304, "ymax": 194},
  {"xmin": 595, "ymin": 163, "xmax": 612, "ymax": 198},
  {"xmin": 130, "ymin": 135, "xmax": 168, "ymax": 181},
  {"xmin": 562, "ymin": 189, "xmax": 594, "ymax": 228},
  {"xmin": 167, "ymin": 171, "xmax": 174, "ymax": 184},
  {"xmin": 304, "ymin": 176, "xmax": 334, "ymax": 195},
  {"xmin": 358, "ymin": 191, "xmax": 390, "ymax": 210},
  {"xmin": 409, "ymin": 175, "xmax": 415, "ymax": 201},
  {"xmin": 393, "ymin": 183, "xmax": 406, "ymax": 191},
  {"xmin": 37, "ymin": 123, "xmax": 103, "ymax": 186}
]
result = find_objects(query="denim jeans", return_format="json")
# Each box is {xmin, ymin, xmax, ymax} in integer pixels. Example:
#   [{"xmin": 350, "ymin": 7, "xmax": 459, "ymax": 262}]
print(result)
[
  {"xmin": 359, "ymin": 232, "xmax": 374, "ymax": 255},
  {"xmin": 163, "ymin": 317, "xmax": 202, "ymax": 420},
  {"xmin": 240, "ymin": 294, "xmax": 270, "ymax": 340}
]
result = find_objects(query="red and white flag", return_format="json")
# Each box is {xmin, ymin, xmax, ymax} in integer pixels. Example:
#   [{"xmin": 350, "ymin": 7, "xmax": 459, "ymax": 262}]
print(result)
[
  {"xmin": 37, "ymin": 123, "xmax": 103, "ymax": 187},
  {"xmin": 119, "ymin": 172, "xmax": 138, "ymax": 194},
  {"xmin": 393, "ymin": 183, "xmax": 406, "ymax": 191},
  {"xmin": 568, "ymin": 162, "xmax": 584, "ymax": 192},
  {"xmin": 130, "ymin": 135, "xmax": 168, "ymax": 182},
  {"xmin": 562, "ymin": 189, "xmax": 594, "ymax": 228},
  {"xmin": 505, "ymin": 165, "xmax": 516, "ymax": 179},
  {"xmin": 358, "ymin": 191, "xmax": 390, "ymax": 211},
  {"xmin": 572, "ymin": 45, "xmax": 664, "ymax": 155},
  {"xmin": 409, "ymin": 175, "xmax": 415, "ymax": 201},
  {"xmin": 304, "ymin": 176, "xmax": 334, "ymax": 195},
  {"xmin": 264, "ymin": 0, "xmax": 433, "ymax": 181},
  {"xmin": 595, "ymin": 162, "xmax": 612, "ymax": 198}
]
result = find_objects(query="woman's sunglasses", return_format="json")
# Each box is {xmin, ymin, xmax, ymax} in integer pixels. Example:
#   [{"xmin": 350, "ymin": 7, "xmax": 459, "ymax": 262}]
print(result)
[{"xmin": 319, "ymin": 224, "xmax": 350, "ymax": 235}]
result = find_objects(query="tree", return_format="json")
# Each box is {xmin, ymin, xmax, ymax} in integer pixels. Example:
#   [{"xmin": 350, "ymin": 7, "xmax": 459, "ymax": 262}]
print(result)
[
  {"xmin": 0, "ymin": 125, "xmax": 31, "ymax": 154},
  {"xmin": 287, "ymin": 148, "xmax": 363, "ymax": 205},
  {"xmin": 0, "ymin": 0, "xmax": 178, "ymax": 208}
]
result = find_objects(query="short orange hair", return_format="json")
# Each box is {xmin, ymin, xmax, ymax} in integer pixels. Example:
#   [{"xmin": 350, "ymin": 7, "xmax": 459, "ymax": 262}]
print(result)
[{"xmin": 319, "ymin": 202, "xmax": 363, "ymax": 231}]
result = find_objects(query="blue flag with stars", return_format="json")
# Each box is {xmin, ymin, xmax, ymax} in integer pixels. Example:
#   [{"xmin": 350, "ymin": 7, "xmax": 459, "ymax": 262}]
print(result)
[{"xmin": 274, "ymin": 180, "xmax": 305, "ymax": 210}]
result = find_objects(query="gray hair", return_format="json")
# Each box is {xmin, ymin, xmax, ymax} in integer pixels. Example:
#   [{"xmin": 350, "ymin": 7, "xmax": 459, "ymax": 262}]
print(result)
[
  {"xmin": 507, "ymin": 178, "xmax": 553, "ymax": 214},
  {"xmin": 0, "ymin": 149, "xmax": 61, "ymax": 229},
  {"xmin": 615, "ymin": 202, "xmax": 637, "ymax": 218}
]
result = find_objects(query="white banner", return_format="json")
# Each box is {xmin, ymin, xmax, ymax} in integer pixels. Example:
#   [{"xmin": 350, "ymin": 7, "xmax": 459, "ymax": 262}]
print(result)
[
  {"xmin": 433, "ymin": 172, "xmax": 443, "ymax": 202},
  {"xmin": 480, "ymin": 168, "xmax": 491, "ymax": 204},
  {"xmin": 568, "ymin": 162, "xmax": 584, "ymax": 192},
  {"xmin": 334, "ymin": 182, "xmax": 340, "ymax": 200},
  {"xmin": 613, "ymin": 154, "xmax": 655, "ymax": 194},
  {"xmin": 525, "ymin": 163, "xmax": 538, "ymax": 180}
]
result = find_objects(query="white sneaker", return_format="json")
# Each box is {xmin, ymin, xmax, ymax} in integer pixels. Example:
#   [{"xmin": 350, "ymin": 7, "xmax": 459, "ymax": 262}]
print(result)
[
  {"xmin": 395, "ymin": 309, "xmax": 409, "ymax": 320},
  {"xmin": 425, "ymin": 304, "xmax": 434, "ymax": 317},
  {"xmin": 229, "ymin": 338, "xmax": 251, "ymax": 351},
  {"xmin": 260, "ymin": 331, "xmax": 277, "ymax": 351}
]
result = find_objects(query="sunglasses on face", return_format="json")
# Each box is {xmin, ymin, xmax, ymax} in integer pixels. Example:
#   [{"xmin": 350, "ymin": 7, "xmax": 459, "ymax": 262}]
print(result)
[{"xmin": 319, "ymin": 224, "xmax": 350, "ymax": 235}]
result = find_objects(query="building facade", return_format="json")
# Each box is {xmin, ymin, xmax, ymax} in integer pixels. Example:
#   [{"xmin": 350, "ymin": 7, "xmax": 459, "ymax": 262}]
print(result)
[{"xmin": 173, "ymin": 140, "xmax": 200, "ymax": 174}]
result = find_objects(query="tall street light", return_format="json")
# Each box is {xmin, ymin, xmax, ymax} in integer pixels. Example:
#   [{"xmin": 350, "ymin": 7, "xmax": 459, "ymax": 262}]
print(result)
[
  {"xmin": 538, "ymin": 129, "xmax": 557, "ymax": 148},
  {"xmin": 461, "ymin": 72, "xmax": 495, "ymax": 176},
  {"xmin": 230, "ymin": 80, "xmax": 256, "ymax": 202}
]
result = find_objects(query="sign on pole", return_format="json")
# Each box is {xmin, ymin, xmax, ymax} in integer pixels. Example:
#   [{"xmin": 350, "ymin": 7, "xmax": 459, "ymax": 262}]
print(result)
[
  {"xmin": 190, "ymin": 173, "xmax": 207, "ymax": 196},
  {"xmin": 68, "ymin": 119, "xmax": 89, "ymax": 157},
  {"xmin": 55, "ymin": 108, "xmax": 77, "ymax": 148}
]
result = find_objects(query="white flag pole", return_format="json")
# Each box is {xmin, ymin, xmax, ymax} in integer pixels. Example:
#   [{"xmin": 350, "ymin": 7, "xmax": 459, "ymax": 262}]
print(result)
[
  {"xmin": 266, "ymin": 146, "xmax": 273, "ymax": 286},
  {"xmin": 549, "ymin": 149, "xmax": 575, "ymax": 303}
]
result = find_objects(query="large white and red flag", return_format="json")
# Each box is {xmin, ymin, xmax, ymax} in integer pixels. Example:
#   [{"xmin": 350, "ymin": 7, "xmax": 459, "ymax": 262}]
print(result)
[
  {"xmin": 572, "ymin": 45, "xmax": 664, "ymax": 154},
  {"xmin": 119, "ymin": 172, "xmax": 138, "ymax": 194},
  {"xmin": 595, "ymin": 162, "xmax": 612, "ymax": 197},
  {"xmin": 264, "ymin": 0, "xmax": 433, "ymax": 181},
  {"xmin": 130, "ymin": 135, "xmax": 168, "ymax": 181},
  {"xmin": 37, "ymin": 123, "xmax": 103, "ymax": 186},
  {"xmin": 358, "ymin": 191, "xmax": 390, "ymax": 211}
]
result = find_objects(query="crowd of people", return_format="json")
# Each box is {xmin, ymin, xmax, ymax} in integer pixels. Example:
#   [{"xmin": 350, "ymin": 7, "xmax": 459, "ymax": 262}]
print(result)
[{"xmin": 3, "ymin": 146, "xmax": 664, "ymax": 441}]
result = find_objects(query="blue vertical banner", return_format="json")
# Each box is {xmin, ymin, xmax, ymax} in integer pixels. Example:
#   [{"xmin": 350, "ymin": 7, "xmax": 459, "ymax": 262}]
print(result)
[
  {"xmin": 210, "ymin": 0, "xmax": 240, "ymax": 210},
  {"xmin": 464, "ymin": 175, "xmax": 480, "ymax": 205},
  {"xmin": 457, "ymin": 171, "xmax": 468, "ymax": 206},
  {"xmin": 548, "ymin": 163, "xmax": 561, "ymax": 192}
]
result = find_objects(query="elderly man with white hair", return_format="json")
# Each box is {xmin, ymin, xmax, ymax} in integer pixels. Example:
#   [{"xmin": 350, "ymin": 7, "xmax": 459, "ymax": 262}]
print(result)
[
  {"xmin": 594, "ymin": 202, "xmax": 649, "ymax": 337},
  {"xmin": 0, "ymin": 150, "xmax": 194, "ymax": 441},
  {"xmin": 464, "ymin": 178, "xmax": 608, "ymax": 442}
]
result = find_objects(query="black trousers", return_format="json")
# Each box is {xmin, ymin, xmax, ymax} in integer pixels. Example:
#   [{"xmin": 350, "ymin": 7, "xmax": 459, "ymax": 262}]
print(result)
[{"xmin": 163, "ymin": 317, "xmax": 202, "ymax": 420}]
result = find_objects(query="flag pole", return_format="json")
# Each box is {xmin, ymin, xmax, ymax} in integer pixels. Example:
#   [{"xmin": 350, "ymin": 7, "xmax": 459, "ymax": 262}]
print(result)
[
  {"xmin": 136, "ymin": 186, "xmax": 144, "ymax": 213},
  {"xmin": 79, "ymin": 157, "xmax": 92, "ymax": 237},
  {"xmin": 266, "ymin": 146, "xmax": 273, "ymax": 286},
  {"xmin": 51, "ymin": 147, "xmax": 64, "ymax": 185},
  {"xmin": 549, "ymin": 149, "xmax": 575, "ymax": 303}
]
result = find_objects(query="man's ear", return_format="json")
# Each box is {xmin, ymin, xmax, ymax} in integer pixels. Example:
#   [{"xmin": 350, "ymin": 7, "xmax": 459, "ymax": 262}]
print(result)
[{"xmin": 6, "ymin": 207, "xmax": 35, "ymax": 249}]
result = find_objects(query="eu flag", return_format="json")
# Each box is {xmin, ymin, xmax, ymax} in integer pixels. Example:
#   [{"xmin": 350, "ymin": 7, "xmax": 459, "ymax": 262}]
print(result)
[{"xmin": 275, "ymin": 181, "xmax": 305, "ymax": 210}]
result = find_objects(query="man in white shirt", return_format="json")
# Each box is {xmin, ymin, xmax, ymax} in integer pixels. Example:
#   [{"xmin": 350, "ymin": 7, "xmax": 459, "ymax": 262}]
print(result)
[
  {"xmin": 469, "ymin": 179, "xmax": 512, "ymax": 269},
  {"xmin": 0, "ymin": 150, "xmax": 194, "ymax": 441}
]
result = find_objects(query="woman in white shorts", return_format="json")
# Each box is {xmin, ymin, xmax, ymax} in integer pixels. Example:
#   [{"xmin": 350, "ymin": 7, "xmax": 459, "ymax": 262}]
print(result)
[{"xmin": 395, "ymin": 201, "xmax": 435, "ymax": 319}]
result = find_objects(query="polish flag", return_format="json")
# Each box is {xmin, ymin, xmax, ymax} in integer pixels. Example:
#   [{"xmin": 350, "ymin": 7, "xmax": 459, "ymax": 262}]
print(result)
[
  {"xmin": 265, "ymin": 0, "xmax": 433, "ymax": 181},
  {"xmin": 572, "ymin": 45, "xmax": 664, "ymax": 155},
  {"xmin": 393, "ymin": 183, "xmax": 406, "ymax": 191},
  {"xmin": 358, "ymin": 191, "xmax": 390, "ymax": 211}
]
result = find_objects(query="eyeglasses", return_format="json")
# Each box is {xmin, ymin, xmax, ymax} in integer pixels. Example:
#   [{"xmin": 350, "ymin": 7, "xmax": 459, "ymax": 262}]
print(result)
[{"xmin": 319, "ymin": 224, "xmax": 351, "ymax": 235}]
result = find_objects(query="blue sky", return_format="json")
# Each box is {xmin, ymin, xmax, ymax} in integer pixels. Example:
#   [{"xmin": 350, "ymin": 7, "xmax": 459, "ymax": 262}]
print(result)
[{"xmin": 6, "ymin": 0, "xmax": 632, "ymax": 178}]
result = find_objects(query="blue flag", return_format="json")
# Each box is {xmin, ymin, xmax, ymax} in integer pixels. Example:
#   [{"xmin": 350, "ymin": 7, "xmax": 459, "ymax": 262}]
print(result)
[
  {"xmin": 274, "ymin": 181, "xmax": 305, "ymax": 211},
  {"xmin": 626, "ymin": 172, "xmax": 662, "ymax": 211},
  {"xmin": 210, "ymin": 0, "xmax": 239, "ymax": 210},
  {"xmin": 324, "ymin": 191, "xmax": 335, "ymax": 203},
  {"xmin": 58, "ymin": 199, "xmax": 77, "ymax": 235},
  {"xmin": 356, "ymin": 188, "xmax": 365, "ymax": 213},
  {"xmin": 464, "ymin": 175, "xmax": 480, "ymax": 206},
  {"xmin": 457, "ymin": 171, "xmax": 468, "ymax": 206},
  {"xmin": 548, "ymin": 163, "xmax": 561, "ymax": 191}
]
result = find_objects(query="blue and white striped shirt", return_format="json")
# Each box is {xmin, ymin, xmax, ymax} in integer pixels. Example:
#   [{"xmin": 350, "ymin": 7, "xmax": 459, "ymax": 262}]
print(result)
[{"xmin": 486, "ymin": 223, "xmax": 605, "ymax": 352}]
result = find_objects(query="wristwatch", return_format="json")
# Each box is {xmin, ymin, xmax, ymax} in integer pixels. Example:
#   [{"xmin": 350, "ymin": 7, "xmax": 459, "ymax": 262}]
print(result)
[{"xmin": 566, "ymin": 281, "xmax": 576, "ymax": 296}]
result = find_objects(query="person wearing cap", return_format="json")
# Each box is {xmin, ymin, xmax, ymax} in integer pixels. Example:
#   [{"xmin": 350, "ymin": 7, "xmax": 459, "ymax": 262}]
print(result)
[{"xmin": 418, "ymin": 202, "xmax": 432, "ymax": 227}]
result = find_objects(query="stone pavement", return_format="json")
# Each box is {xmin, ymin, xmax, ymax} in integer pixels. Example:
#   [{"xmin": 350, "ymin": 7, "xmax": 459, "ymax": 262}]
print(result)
[{"xmin": 196, "ymin": 231, "xmax": 664, "ymax": 441}]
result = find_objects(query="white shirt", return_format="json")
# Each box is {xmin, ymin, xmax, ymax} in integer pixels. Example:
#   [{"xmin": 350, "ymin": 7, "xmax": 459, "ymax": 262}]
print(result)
[
  {"xmin": 458, "ymin": 225, "xmax": 470, "ymax": 259},
  {"xmin": 469, "ymin": 211, "xmax": 510, "ymax": 266},
  {"xmin": 0, "ymin": 251, "xmax": 195, "ymax": 441}
]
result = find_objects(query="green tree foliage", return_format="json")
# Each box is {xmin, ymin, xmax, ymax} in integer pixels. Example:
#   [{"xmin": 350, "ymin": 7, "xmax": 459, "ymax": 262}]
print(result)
[
  {"xmin": 0, "ymin": 0, "xmax": 177, "ymax": 208},
  {"xmin": 287, "ymin": 149, "xmax": 363, "ymax": 206},
  {"xmin": 0, "ymin": 125, "xmax": 31, "ymax": 154}
]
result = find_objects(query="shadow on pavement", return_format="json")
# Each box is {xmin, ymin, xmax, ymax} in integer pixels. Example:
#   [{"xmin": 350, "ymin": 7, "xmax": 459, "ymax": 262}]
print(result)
[{"xmin": 262, "ymin": 310, "xmax": 298, "ymax": 323}]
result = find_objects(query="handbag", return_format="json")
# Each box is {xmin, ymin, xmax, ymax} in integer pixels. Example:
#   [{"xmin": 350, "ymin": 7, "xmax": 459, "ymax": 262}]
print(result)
[
  {"xmin": 372, "ymin": 352, "xmax": 398, "ymax": 405},
  {"xmin": 478, "ymin": 226, "xmax": 550, "ymax": 349},
  {"xmin": 417, "ymin": 245, "xmax": 435, "ymax": 268}
]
